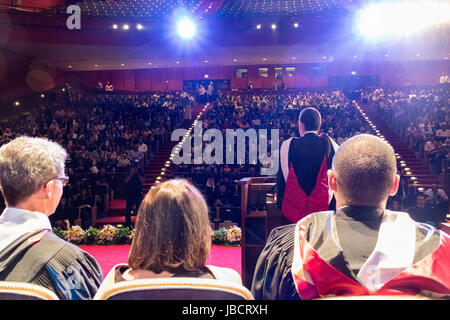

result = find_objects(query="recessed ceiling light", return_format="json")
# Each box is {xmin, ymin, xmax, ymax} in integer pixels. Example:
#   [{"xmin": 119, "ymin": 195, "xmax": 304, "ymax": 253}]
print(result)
[
  {"xmin": 271, "ymin": 24, "xmax": 277, "ymax": 30},
  {"xmin": 113, "ymin": 24, "xmax": 118, "ymax": 29},
  {"xmin": 136, "ymin": 24, "xmax": 143, "ymax": 30},
  {"xmin": 293, "ymin": 22, "xmax": 299, "ymax": 28},
  {"xmin": 123, "ymin": 24, "xmax": 129, "ymax": 30},
  {"xmin": 256, "ymin": 24, "xmax": 261, "ymax": 29}
]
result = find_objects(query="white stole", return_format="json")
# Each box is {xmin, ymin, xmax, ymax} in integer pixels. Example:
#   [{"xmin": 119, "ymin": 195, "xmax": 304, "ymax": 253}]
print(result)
[{"xmin": 357, "ymin": 211, "xmax": 416, "ymax": 292}]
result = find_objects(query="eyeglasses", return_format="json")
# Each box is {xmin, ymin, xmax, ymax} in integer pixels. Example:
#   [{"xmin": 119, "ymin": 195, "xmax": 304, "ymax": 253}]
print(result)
[{"xmin": 53, "ymin": 176, "xmax": 70, "ymax": 187}]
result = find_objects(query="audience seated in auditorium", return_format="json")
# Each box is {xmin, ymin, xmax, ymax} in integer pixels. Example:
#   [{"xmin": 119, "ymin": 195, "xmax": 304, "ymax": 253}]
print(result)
[
  {"xmin": 95, "ymin": 179, "xmax": 241, "ymax": 296},
  {"xmin": 366, "ymin": 87, "xmax": 449, "ymax": 179},
  {"xmin": 174, "ymin": 89, "xmax": 368, "ymax": 223},
  {"xmin": 0, "ymin": 137, "xmax": 103, "ymax": 300},
  {"xmin": 0, "ymin": 85, "xmax": 192, "ymax": 228},
  {"xmin": 251, "ymin": 134, "xmax": 450, "ymax": 300}
]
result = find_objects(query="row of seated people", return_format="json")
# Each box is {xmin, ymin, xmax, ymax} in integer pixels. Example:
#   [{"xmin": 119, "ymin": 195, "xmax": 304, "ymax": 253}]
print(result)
[
  {"xmin": 363, "ymin": 87, "xmax": 450, "ymax": 177},
  {"xmin": 0, "ymin": 135, "xmax": 448, "ymax": 300}
]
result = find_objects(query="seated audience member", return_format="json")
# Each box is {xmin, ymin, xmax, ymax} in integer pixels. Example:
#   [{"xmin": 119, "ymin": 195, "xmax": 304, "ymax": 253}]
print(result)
[
  {"xmin": 424, "ymin": 184, "xmax": 449, "ymax": 224},
  {"xmin": 408, "ymin": 193, "xmax": 440, "ymax": 228},
  {"xmin": 96, "ymin": 179, "xmax": 241, "ymax": 295},
  {"xmin": 251, "ymin": 134, "xmax": 450, "ymax": 300},
  {"xmin": 0, "ymin": 136, "xmax": 103, "ymax": 300}
]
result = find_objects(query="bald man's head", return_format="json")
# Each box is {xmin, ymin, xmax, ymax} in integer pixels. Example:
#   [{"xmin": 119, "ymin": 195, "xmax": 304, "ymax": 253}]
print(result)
[{"xmin": 331, "ymin": 134, "xmax": 397, "ymax": 207}]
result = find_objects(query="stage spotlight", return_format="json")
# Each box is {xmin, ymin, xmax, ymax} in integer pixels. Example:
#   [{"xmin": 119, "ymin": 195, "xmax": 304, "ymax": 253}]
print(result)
[
  {"xmin": 293, "ymin": 22, "xmax": 299, "ymax": 28},
  {"xmin": 271, "ymin": 24, "xmax": 277, "ymax": 30},
  {"xmin": 136, "ymin": 24, "xmax": 143, "ymax": 30},
  {"xmin": 14, "ymin": 101, "xmax": 20, "ymax": 106},
  {"xmin": 356, "ymin": 1, "xmax": 450, "ymax": 39},
  {"xmin": 176, "ymin": 17, "xmax": 197, "ymax": 40},
  {"xmin": 123, "ymin": 24, "xmax": 130, "ymax": 30},
  {"xmin": 256, "ymin": 24, "xmax": 261, "ymax": 29},
  {"xmin": 113, "ymin": 24, "xmax": 118, "ymax": 29}
]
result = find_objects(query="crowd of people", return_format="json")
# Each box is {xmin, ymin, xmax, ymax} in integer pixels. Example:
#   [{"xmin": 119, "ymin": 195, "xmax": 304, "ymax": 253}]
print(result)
[
  {"xmin": 1, "ymin": 85, "xmax": 447, "ymax": 230},
  {"xmin": 0, "ymin": 133, "xmax": 448, "ymax": 301},
  {"xmin": 364, "ymin": 87, "xmax": 450, "ymax": 177},
  {"xmin": 0, "ymin": 83, "xmax": 195, "ymax": 228},
  {"xmin": 0, "ymin": 82, "xmax": 449, "ymax": 300},
  {"xmin": 362, "ymin": 86, "xmax": 449, "ymax": 224},
  {"xmin": 175, "ymin": 89, "xmax": 371, "ymax": 222}
]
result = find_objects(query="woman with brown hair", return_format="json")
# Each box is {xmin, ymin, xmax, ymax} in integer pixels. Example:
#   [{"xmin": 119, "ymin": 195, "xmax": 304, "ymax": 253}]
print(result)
[{"xmin": 96, "ymin": 179, "xmax": 241, "ymax": 292}]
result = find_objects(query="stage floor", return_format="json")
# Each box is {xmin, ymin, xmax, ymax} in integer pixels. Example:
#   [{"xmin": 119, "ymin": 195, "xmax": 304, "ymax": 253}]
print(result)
[{"xmin": 79, "ymin": 244, "xmax": 241, "ymax": 277}]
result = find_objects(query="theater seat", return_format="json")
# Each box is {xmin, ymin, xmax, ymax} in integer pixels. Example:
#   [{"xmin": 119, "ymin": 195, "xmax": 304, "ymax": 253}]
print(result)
[
  {"xmin": 0, "ymin": 281, "xmax": 59, "ymax": 300},
  {"xmin": 94, "ymin": 278, "xmax": 254, "ymax": 300}
]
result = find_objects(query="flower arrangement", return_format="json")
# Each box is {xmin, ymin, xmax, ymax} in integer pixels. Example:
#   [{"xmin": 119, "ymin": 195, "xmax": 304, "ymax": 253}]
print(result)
[
  {"xmin": 54, "ymin": 225, "xmax": 240, "ymax": 246},
  {"xmin": 226, "ymin": 226, "xmax": 242, "ymax": 247},
  {"xmin": 96, "ymin": 225, "xmax": 117, "ymax": 245},
  {"xmin": 64, "ymin": 225, "xmax": 86, "ymax": 245},
  {"xmin": 211, "ymin": 227, "xmax": 228, "ymax": 244}
]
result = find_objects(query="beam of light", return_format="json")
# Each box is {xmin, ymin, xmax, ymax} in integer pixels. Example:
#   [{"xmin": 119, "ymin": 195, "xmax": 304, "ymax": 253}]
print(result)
[{"xmin": 356, "ymin": 1, "xmax": 450, "ymax": 39}]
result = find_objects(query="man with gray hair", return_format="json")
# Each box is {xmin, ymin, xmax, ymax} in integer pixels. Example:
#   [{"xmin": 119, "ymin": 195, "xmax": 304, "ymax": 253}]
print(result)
[
  {"xmin": 0, "ymin": 136, "xmax": 103, "ymax": 300},
  {"xmin": 253, "ymin": 134, "xmax": 450, "ymax": 299}
]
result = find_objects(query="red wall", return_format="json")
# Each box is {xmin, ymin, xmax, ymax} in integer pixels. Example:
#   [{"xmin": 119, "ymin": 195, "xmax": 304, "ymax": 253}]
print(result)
[
  {"xmin": 0, "ymin": 50, "xmax": 63, "ymax": 101},
  {"xmin": 66, "ymin": 60, "xmax": 450, "ymax": 92}
]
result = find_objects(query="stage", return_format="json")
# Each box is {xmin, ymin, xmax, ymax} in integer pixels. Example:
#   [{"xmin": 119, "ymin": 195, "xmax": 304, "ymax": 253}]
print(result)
[{"xmin": 79, "ymin": 244, "xmax": 241, "ymax": 278}]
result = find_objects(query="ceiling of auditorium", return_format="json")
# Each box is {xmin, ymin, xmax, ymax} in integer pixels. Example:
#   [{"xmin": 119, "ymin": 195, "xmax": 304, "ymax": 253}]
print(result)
[
  {"xmin": 0, "ymin": 0, "xmax": 448, "ymax": 71},
  {"xmin": 52, "ymin": 0, "xmax": 357, "ymax": 19}
]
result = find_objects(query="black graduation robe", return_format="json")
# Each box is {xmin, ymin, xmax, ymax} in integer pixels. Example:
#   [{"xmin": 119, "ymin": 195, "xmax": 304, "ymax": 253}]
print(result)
[
  {"xmin": 251, "ymin": 207, "xmax": 446, "ymax": 300},
  {"xmin": 0, "ymin": 229, "xmax": 103, "ymax": 300}
]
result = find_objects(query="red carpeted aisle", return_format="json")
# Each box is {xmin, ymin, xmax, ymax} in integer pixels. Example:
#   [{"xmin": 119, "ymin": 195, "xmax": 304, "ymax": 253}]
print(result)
[{"xmin": 79, "ymin": 244, "xmax": 241, "ymax": 277}]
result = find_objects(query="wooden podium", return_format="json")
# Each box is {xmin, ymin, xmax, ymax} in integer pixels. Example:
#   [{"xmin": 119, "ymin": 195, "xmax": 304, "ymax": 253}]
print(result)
[{"xmin": 239, "ymin": 177, "xmax": 285, "ymax": 289}]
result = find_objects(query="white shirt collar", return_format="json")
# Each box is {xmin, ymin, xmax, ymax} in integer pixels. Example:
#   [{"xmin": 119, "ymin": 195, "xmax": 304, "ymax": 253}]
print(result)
[{"xmin": 0, "ymin": 207, "xmax": 52, "ymax": 252}]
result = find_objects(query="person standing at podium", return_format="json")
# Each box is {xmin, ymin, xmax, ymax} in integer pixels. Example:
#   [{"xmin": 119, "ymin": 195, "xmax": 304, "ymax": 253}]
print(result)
[{"xmin": 276, "ymin": 107, "xmax": 339, "ymax": 223}]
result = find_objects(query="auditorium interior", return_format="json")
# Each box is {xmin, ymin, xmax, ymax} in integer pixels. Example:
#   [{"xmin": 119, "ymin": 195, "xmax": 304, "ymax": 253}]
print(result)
[{"xmin": 0, "ymin": 0, "xmax": 449, "ymax": 301}]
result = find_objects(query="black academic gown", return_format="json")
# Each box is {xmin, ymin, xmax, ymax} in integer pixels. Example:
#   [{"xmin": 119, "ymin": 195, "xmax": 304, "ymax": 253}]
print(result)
[
  {"xmin": 251, "ymin": 206, "xmax": 442, "ymax": 300},
  {"xmin": 0, "ymin": 230, "xmax": 103, "ymax": 300}
]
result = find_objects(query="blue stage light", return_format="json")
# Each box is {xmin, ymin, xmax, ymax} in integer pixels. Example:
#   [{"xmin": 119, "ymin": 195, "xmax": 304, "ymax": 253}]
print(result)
[{"xmin": 176, "ymin": 17, "xmax": 197, "ymax": 40}]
